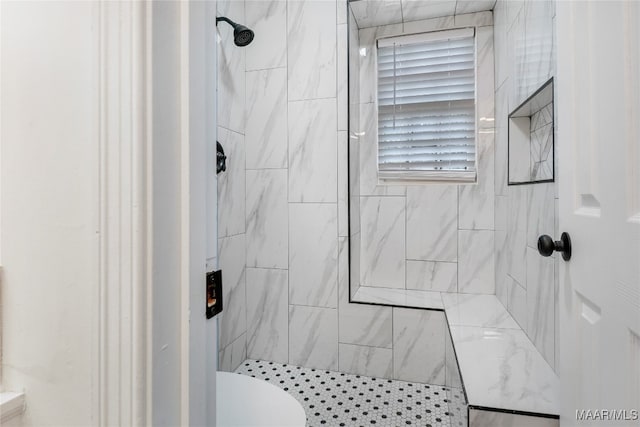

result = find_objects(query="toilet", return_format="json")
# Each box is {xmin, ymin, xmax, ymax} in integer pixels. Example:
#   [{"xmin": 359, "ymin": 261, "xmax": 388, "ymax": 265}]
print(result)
[{"xmin": 216, "ymin": 372, "xmax": 306, "ymax": 426}]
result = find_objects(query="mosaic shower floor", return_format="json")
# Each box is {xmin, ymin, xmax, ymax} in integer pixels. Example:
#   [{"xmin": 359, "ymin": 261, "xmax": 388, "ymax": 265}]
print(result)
[{"xmin": 235, "ymin": 359, "xmax": 465, "ymax": 427}]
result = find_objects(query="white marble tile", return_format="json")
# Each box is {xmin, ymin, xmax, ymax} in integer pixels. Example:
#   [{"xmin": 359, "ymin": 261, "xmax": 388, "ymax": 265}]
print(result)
[
  {"xmin": 495, "ymin": 195, "xmax": 508, "ymax": 231},
  {"xmin": 245, "ymin": 67, "xmax": 288, "ymax": 169},
  {"xmin": 493, "ymin": 1, "xmax": 509, "ymax": 88},
  {"xmin": 287, "ymin": 0, "xmax": 336, "ymax": 100},
  {"xmin": 459, "ymin": 132, "xmax": 495, "ymax": 231},
  {"xmin": 444, "ymin": 329, "xmax": 463, "ymax": 390},
  {"xmin": 359, "ymin": 196, "xmax": 405, "ymax": 288},
  {"xmin": 442, "ymin": 293, "xmax": 519, "ymax": 329},
  {"xmin": 507, "ymin": 275, "xmax": 527, "ymax": 331},
  {"xmin": 406, "ymin": 185, "xmax": 458, "ymax": 262},
  {"xmin": 338, "ymin": 234, "xmax": 393, "ymax": 348},
  {"xmin": 393, "ymin": 308, "xmax": 446, "ymax": 385},
  {"xmin": 477, "ymin": 26, "xmax": 496, "ymax": 132},
  {"xmin": 449, "ymin": 325, "xmax": 559, "ymax": 415},
  {"xmin": 454, "ymin": 11, "xmax": 494, "ymax": 28},
  {"xmin": 402, "ymin": 15, "xmax": 454, "ymax": 34},
  {"xmin": 289, "ymin": 305, "xmax": 339, "ymax": 370},
  {"xmin": 401, "ymin": 0, "xmax": 456, "ymax": 22},
  {"xmin": 218, "ymin": 234, "xmax": 247, "ymax": 349},
  {"xmin": 218, "ymin": 333, "xmax": 246, "ymax": 373},
  {"xmin": 350, "ymin": 232, "xmax": 361, "ymax": 299},
  {"xmin": 338, "ymin": 131, "xmax": 349, "ymax": 237},
  {"xmin": 246, "ymin": 169, "xmax": 288, "ymax": 268},
  {"xmin": 406, "ymin": 261, "xmax": 457, "ymax": 293},
  {"xmin": 350, "ymin": 0, "xmax": 402, "ymax": 28},
  {"xmin": 246, "ymin": 268, "xmax": 289, "ymax": 363},
  {"xmin": 354, "ymin": 286, "xmax": 444, "ymax": 310},
  {"xmin": 508, "ymin": 116, "xmax": 532, "ymax": 183},
  {"xmin": 522, "ymin": 0, "xmax": 554, "ymax": 99},
  {"xmin": 245, "ymin": 0, "xmax": 287, "ymax": 71},
  {"xmin": 288, "ymin": 98, "xmax": 338, "ymax": 202},
  {"xmin": 507, "ymin": 10, "xmax": 527, "ymax": 108},
  {"xmin": 217, "ymin": 127, "xmax": 246, "ymax": 237},
  {"xmin": 494, "ymin": 229, "xmax": 509, "ymax": 307},
  {"xmin": 469, "ymin": 408, "xmax": 559, "ymax": 427},
  {"xmin": 458, "ymin": 230, "xmax": 495, "ymax": 294},
  {"xmin": 338, "ymin": 344, "xmax": 393, "ymax": 379},
  {"xmin": 337, "ymin": 0, "xmax": 347, "ymax": 25},
  {"xmin": 217, "ymin": 0, "xmax": 245, "ymax": 134},
  {"xmin": 506, "ymin": 185, "xmax": 527, "ymax": 285},
  {"xmin": 526, "ymin": 247, "xmax": 555, "ymax": 369},
  {"xmin": 289, "ymin": 203, "xmax": 338, "ymax": 308},
  {"xmin": 358, "ymin": 103, "xmax": 406, "ymax": 196},
  {"xmin": 337, "ymin": 23, "xmax": 348, "ymax": 131},
  {"xmin": 526, "ymin": 182, "xmax": 555, "ymax": 248},
  {"xmin": 455, "ymin": 0, "xmax": 496, "ymax": 15},
  {"xmin": 494, "ymin": 83, "xmax": 509, "ymax": 196},
  {"xmin": 359, "ymin": 23, "xmax": 404, "ymax": 105}
]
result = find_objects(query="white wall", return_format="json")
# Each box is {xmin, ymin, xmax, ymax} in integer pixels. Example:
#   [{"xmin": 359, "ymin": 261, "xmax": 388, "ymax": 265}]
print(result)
[
  {"xmin": 1, "ymin": 1, "xmax": 218, "ymax": 425},
  {"xmin": 1, "ymin": 2, "xmax": 99, "ymax": 424}
]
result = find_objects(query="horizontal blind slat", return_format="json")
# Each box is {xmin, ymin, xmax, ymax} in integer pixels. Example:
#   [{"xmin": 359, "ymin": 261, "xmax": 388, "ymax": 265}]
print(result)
[{"xmin": 377, "ymin": 29, "xmax": 476, "ymax": 175}]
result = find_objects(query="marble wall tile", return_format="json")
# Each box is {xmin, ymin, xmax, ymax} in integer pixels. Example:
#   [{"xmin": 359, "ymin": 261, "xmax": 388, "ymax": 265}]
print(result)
[
  {"xmin": 289, "ymin": 305, "xmax": 339, "ymax": 370},
  {"xmin": 406, "ymin": 260, "xmax": 457, "ymax": 293},
  {"xmin": 406, "ymin": 185, "xmax": 458, "ymax": 262},
  {"xmin": 218, "ymin": 333, "xmax": 247, "ymax": 373},
  {"xmin": 507, "ymin": 275, "xmax": 527, "ymax": 331},
  {"xmin": 338, "ymin": 131, "xmax": 349, "ymax": 237},
  {"xmin": 359, "ymin": 196, "xmax": 405, "ymax": 288},
  {"xmin": 455, "ymin": 0, "xmax": 496, "ymax": 15},
  {"xmin": 494, "ymin": 82, "xmax": 509, "ymax": 197},
  {"xmin": 506, "ymin": 185, "xmax": 527, "ymax": 285},
  {"xmin": 218, "ymin": 234, "xmax": 247, "ymax": 350},
  {"xmin": 393, "ymin": 308, "xmax": 446, "ymax": 385},
  {"xmin": 526, "ymin": 182, "xmax": 555, "ymax": 249},
  {"xmin": 526, "ymin": 247, "xmax": 555, "ymax": 369},
  {"xmin": 288, "ymin": 98, "xmax": 338, "ymax": 202},
  {"xmin": 507, "ymin": 9, "xmax": 527, "ymax": 107},
  {"xmin": 245, "ymin": 0, "xmax": 287, "ymax": 71},
  {"xmin": 288, "ymin": 0, "xmax": 337, "ymax": 100},
  {"xmin": 454, "ymin": 11, "xmax": 493, "ymax": 28},
  {"xmin": 246, "ymin": 268, "xmax": 289, "ymax": 363},
  {"xmin": 469, "ymin": 408, "xmax": 559, "ymax": 427},
  {"xmin": 458, "ymin": 230, "xmax": 495, "ymax": 294},
  {"xmin": 337, "ymin": 23, "xmax": 348, "ymax": 131},
  {"xmin": 477, "ymin": 26, "xmax": 496, "ymax": 132},
  {"xmin": 350, "ymin": 0, "xmax": 402, "ymax": 28},
  {"xmin": 401, "ymin": 0, "xmax": 456, "ymax": 22},
  {"xmin": 522, "ymin": 0, "xmax": 554, "ymax": 99},
  {"xmin": 339, "ymin": 235, "xmax": 393, "ymax": 347},
  {"xmin": 245, "ymin": 67, "xmax": 288, "ymax": 169},
  {"xmin": 494, "ymin": 228, "xmax": 509, "ymax": 307},
  {"xmin": 338, "ymin": 344, "xmax": 393, "ymax": 379},
  {"xmin": 459, "ymin": 132, "xmax": 495, "ymax": 231},
  {"xmin": 246, "ymin": 169, "xmax": 288, "ymax": 268},
  {"xmin": 289, "ymin": 203, "xmax": 338, "ymax": 308},
  {"xmin": 403, "ymin": 16, "xmax": 454, "ymax": 34},
  {"xmin": 493, "ymin": 1, "xmax": 509, "ymax": 88},
  {"xmin": 217, "ymin": 0, "xmax": 245, "ymax": 134},
  {"xmin": 350, "ymin": 232, "xmax": 361, "ymax": 299},
  {"xmin": 217, "ymin": 127, "xmax": 246, "ymax": 237}
]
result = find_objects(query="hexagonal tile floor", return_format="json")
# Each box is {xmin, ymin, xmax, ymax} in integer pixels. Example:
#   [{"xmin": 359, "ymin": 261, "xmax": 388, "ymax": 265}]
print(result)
[{"xmin": 235, "ymin": 359, "xmax": 464, "ymax": 427}]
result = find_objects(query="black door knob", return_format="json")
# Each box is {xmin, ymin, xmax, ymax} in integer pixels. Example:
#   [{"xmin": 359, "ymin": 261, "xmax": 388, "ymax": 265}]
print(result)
[{"xmin": 537, "ymin": 232, "xmax": 572, "ymax": 261}]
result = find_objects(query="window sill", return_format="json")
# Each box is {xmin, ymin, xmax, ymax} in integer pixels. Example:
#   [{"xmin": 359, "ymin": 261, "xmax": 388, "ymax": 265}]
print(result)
[{"xmin": 1, "ymin": 391, "xmax": 26, "ymax": 423}]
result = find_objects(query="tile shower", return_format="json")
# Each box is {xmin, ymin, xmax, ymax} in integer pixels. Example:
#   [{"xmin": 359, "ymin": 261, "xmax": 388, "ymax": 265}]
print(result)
[{"xmin": 216, "ymin": 0, "xmax": 560, "ymax": 425}]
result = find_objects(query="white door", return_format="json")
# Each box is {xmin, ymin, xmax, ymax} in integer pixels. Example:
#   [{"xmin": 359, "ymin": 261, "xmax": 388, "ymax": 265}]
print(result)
[{"xmin": 556, "ymin": 1, "xmax": 640, "ymax": 426}]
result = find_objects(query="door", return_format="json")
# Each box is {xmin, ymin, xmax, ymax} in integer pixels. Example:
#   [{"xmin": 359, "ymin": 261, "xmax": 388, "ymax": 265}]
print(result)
[{"xmin": 556, "ymin": 1, "xmax": 640, "ymax": 426}]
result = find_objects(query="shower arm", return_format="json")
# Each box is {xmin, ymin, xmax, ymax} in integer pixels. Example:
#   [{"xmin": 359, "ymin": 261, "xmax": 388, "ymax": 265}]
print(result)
[{"xmin": 216, "ymin": 17, "xmax": 235, "ymax": 26}]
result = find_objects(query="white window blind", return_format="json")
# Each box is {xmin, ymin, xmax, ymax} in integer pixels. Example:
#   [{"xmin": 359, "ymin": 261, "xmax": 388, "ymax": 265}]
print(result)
[{"xmin": 377, "ymin": 28, "xmax": 477, "ymax": 181}]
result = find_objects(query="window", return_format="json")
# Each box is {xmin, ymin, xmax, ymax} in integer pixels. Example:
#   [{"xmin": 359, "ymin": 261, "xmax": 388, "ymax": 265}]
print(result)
[{"xmin": 376, "ymin": 28, "xmax": 477, "ymax": 181}]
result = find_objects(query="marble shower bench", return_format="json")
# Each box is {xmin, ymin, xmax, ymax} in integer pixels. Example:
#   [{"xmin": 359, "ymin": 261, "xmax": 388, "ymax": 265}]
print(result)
[{"xmin": 352, "ymin": 289, "xmax": 560, "ymax": 427}]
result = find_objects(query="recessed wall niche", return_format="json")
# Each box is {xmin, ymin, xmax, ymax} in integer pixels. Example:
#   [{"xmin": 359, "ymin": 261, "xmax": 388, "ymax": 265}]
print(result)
[{"xmin": 508, "ymin": 78, "xmax": 554, "ymax": 184}]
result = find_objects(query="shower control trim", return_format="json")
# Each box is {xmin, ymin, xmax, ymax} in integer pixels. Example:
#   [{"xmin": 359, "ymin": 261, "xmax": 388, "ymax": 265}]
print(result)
[
  {"xmin": 537, "ymin": 232, "xmax": 572, "ymax": 261},
  {"xmin": 206, "ymin": 270, "xmax": 223, "ymax": 319}
]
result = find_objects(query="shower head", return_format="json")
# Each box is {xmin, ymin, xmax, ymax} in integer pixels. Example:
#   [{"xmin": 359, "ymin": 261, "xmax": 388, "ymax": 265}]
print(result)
[{"xmin": 216, "ymin": 16, "xmax": 254, "ymax": 47}]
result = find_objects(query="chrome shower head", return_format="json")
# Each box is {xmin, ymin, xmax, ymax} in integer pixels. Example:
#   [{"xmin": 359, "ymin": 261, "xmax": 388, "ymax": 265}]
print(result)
[{"xmin": 216, "ymin": 16, "xmax": 254, "ymax": 47}]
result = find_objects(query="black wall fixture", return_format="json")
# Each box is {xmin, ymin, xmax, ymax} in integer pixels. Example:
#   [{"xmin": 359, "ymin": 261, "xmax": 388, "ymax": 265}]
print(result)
[{"xmin": 216, "ymin": 141, "xmax": 227, "ymax": 174}]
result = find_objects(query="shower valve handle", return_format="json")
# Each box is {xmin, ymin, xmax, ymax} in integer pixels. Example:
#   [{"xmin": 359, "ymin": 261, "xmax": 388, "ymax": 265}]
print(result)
[{"xmin": 537, "ymin": 232, "xmax": 572, "ymax": 261}]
